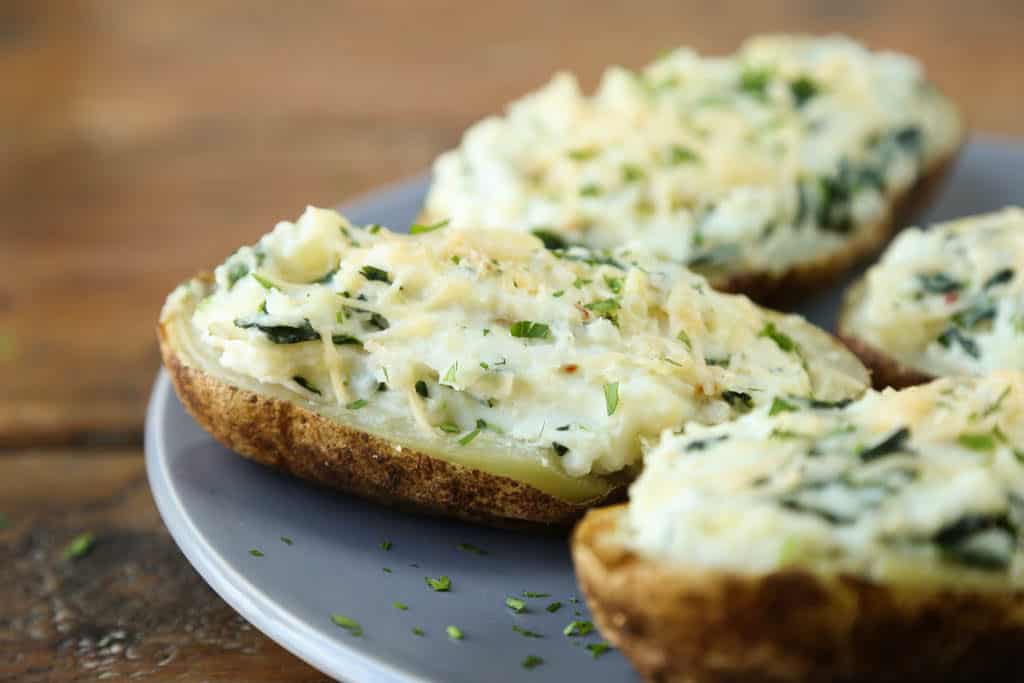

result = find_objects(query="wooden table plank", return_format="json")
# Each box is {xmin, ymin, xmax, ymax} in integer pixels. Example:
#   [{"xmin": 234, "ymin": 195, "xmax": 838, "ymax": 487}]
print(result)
[{"xmin": 0, "ymin": 451, "xmax": 330, "ymax": 682}]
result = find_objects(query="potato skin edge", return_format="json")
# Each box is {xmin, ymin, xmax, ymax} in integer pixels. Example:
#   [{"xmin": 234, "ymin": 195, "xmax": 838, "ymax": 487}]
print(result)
[
  {"xmin": 572, "ymin": 505, "xmax": 1024, "ymax": 683},
  {"xmin": 158, "ymin": 322, "xmax": 624, "ymax": 530}
]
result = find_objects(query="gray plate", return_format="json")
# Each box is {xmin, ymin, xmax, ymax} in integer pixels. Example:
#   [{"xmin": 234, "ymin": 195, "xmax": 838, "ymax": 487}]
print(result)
[{"xmin": 146, "ymin": 136, "xmax": 1023, "ymax": 683}]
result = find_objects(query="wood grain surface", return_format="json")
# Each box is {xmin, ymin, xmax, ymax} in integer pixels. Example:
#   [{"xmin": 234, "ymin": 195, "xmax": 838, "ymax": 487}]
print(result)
[{"xmin": 1, "ymin": 1, "xmax": 1022, "ymax": 680}]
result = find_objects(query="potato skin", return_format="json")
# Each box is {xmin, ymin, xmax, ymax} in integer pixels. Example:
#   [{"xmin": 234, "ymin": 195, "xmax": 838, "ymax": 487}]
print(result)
[
  {"xmin": 158, "ymin": 323, "xmax": 624, "ymax": 530},
  {"xmin": 837, "ymin": 280, "xmax": 936, "ymax": 390},
  {"xmin": 572, "ymin": 505, "xmax": 1024, "ymax": 683}
]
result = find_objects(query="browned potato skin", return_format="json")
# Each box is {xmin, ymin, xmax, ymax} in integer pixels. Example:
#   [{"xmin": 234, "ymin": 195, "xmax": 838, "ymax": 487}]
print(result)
[
  {"xmin": 420, "ymin": 145, "xmax": 960, "ymax": 309},
  {"xmin": 837, "ymin": 279, "xmax": 936, "ymax": 390},
  {"xmin": 158, "ymin": 323, "xmax": 625, "ymax": 530},
  {"xmin": 572, "ymin": 505, "xmax": 1024, "ymax": 683}
]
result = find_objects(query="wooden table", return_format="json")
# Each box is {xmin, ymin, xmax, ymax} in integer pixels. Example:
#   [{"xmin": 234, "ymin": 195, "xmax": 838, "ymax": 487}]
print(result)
[{"xmin": 3, "ymin": 2, "xmax": 1021, "ymax": 680}]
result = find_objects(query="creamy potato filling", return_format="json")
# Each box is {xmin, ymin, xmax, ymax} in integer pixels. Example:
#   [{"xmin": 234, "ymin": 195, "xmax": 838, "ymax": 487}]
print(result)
[
  {"xmin": 846, "ymin": 207, "xmax": 1024, "ymax": 376},
  {"xmin": 424, "ymin": 35, "xmax": 960, "ymax": 277},
  {"xmin": 163, "ymin": 207, "xmax": 865, "ymax": 482},
  {"xmin": 627, "ymin": 373, "xmax": 1024, "ymax": 586}
]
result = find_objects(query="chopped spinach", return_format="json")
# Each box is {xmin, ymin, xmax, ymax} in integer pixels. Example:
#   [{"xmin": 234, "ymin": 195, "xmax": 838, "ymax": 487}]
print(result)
[
  {"xmin": 759, "ymin": 322, "xmax": 797, "ymax": 353},
  {"xmin": 934, "ymin": 514, "xmax": 1016, "ymax": 571},
  {"xmin": 235, "ymin": 318, "xmax": 320, "ymax": 344},
  {"xmin": 983, "ymin": 268, "xmax": 1015, "ymax": 290},
  {"xmin": 531, "ymin": 229, "xmax": 571, "ymax": 250},
  {"xmin": 722, "ymin": 390, "xmax": 754, "ymax": 412},
  {"xmin": 936, "ymin": 327, "xmax": 980, "ymax": 359},
  {"xmin": 789, "ymin": 76, "xmax": 819, "ymax": 106},
  {"xmin": 360, "ymin": 265, "xmax": 392, "ymax": 283},
  {"xmin": 226, "ymin": 261, "xmax": 250, "ymax": 289},
  {"xmin": 685, "ymin": 435, "xmax": 728, "ymax": 452},
  {"xmin": 859, "ymin": 427, "xmax": 912, "ymax": 462},
  {"xmin": 293, "ymin": 376, "xmax": 321, "ymax": 395},
  {"xmin": 916, "ymin": 272, "xmax": 962, "ymax": 294},
  {"xmin": 552, "ymin": 442, "xmax": 569, "ymax": 457},
  {"xmin": 952, "ymin": 302, "xmax": 996, "ymax": 330},
  {"xmin": 668, "ymin": 145, "xmax": 700, "ymax": 164},
  {"xmin": 769, "ymin": 397, "xmax": 798, "ymax": 416},
  {"xmin": 510, "ymin": 321, "xmax": 551, "ymax": 339}
]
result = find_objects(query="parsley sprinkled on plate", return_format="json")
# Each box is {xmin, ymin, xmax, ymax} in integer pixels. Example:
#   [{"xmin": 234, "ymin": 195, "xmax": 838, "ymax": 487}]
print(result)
[
  {"xmin": 446, "ymin": 625, "xmax": 464, "ymax": 640},
  {"xmin": 412, "ymin": 626, "xmax": 425, "ymax": 636},
  {"xmin": 505, "ymin": 597, "xmax": 527, "ymax": 613},
  {"xmin": 586, "ymin": 642, "xmax": 612, "ymax": 658},
  {"xmin": 563, "ymin": 620, "xmax": 594, "ymax": 637},
  {"xmin": 512, "ymin": 625, "xmax": 543, "ymax": 638},
  {"xmin": 426, "ymin": 575, "xmax": 452, "ymax": 592},
  {"xmin": 279, "ymin": 536, "xmax": 293, "ymax": 546},
  {"xmin": 769, "ymin": 397, "xmax": 798, "ymax": 415},
  {"xmin": 64, "ymin": 533, "xmax": 95, "ymax": 560},
  {"xmin": 410, "ymin": 218, "xmax": 450, "ymax": 234},
  {"xmin": 393, "ymin": 601, "xmax": 408, "ymax": 611},
  {"xmin": 457, "ymin": 543, "xmax": 488, "ymax": 555},
  {"xmin": 546, "ymin": 601, "xmax": 562, "ymax": 613},
  {"xmin": 248, "ymin": 548, "xmax": 264, "ymax": 558},
  {"xmin": 521, "ymin": 655, "xmax": 544, "ymax": 669},
  {"xmin": 380, "ymin": 540, "xmax": 392, "ymax": 551},
  {"xmin": 331, "ymin": 614, "xmax": 363, "ymax": 636},
  {"xmin": 522, "ymin": 591, "xmax": 550, "ymax": 598}
]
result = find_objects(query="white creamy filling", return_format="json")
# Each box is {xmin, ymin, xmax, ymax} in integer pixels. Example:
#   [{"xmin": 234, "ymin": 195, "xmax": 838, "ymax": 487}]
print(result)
[
  {"xmin": 848, "ymin": 208, "xmax": 1024, "ymax": 375},
  {"xmin": 626, "ymin": 373, "xmax": 1024, "ymax": 586},
  {"xmin": 168, "ymin": 206, "xmax": 864, "ymax": 480},
  {"xmin": 424, "ymin": 34, "xmax": 961, "ymax": 275}
]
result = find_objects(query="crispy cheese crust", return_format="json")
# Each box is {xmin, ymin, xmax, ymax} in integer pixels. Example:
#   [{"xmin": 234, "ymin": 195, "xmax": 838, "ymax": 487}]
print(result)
[{"xmin": 572, "ymin": 505, "xmax": 1024, "ymax": 683}]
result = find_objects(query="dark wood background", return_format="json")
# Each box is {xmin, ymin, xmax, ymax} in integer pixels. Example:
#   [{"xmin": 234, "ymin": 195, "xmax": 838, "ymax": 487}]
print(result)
[{"xmin": 2, "ymin": 2, "xmax": 1021, "ymax": 680}]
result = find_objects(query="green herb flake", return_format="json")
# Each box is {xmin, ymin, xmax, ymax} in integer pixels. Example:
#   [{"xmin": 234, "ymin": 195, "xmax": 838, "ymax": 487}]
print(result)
[
  {"xmin": 249, "ymin": 548, "xmax": 264, "ymax": 558},
  {"xmin": 579, "ymin": 183, "xmax": 603, "ymax": 197},
  {"xmin": 346, "ymin": 399, "xmax": 368, "ymax": 410},
  {"xmin": 360, "ymin": 265, "xmax": 392, "ymax": 283},
  {"xmin": 676, "ymin": 329, "xmax": 692, "ymax": 350},
  {"xmin": 958, "ymin": 432, "xmax": 997, "ymax": 452},
  {"xmin": 917, "ymin": 272, "xmax": 963, "ymax": 294},
  {"xmin": 446, "ymin": 625, "xmax": 464, "ymax": 640},
  {"xmin": 293, "ymin": 375, "xmax": 321, "ymax": 395},
  {"xmin": 458, "ymin": 419, "xmax": 487, "ymax": 446},
  {"xmin": 367, "ymin": 224, "xmax": 382, "ymax": 234},
  {"xmin": 521, "ymin": 655, "xmax": 544, "ymax": 670},
  {"xmin": 382, "ymin": 567, "xmax": 393, "ymax": 573},
  {"xmin": 64, "ymin": 533, "xmax": 95, "ymax": 560},
  {"xmin": 425, "ymin": 575, "xmax": 452, "ymax": 592},
  {"xmin": 506, "ymin": 597, "xmax": 527, "ymax": 613},
  {"xmin": 604, "ymin": 382, "xmax": 620, "ymax": 416},
  {"xmin": 251, "ymin": 273, "xmax": 277, "ymax": 290},
  {"xmin": 415, "ymin": 380, "xmax": 429, "ymax": 398},
  {"xmin": 410, "ymin": 218, "xmax": 450, "ymax": 234},
  {"xmin": 739, "ymin": 66, "xmax": 772, "ymax": 97},
  {"xmin": 573, "ymin": 276, "xmax": 592, "ymax": 289},
  {"xmin": 513, "ymin": 625, "xmax": 544, "ymax": 639},
  {"xmin": 563, "ymin": 620, "xmax": 595, "ymax": 637},
  {"xmin": 331, "ymin": 614, "xmax": 363, "ymax": 636},
  {"xmin": 280, "ymin": 536, "xmax": 293, "ymax": 546},
  {"xmin": 567, "ymin": 147, "xmax": 598, "ymax": 161},
  {"xmin": 789, "ymin": 76, "xmax": 819, "ymax": 106},
  {"xmin": 545, "ymin": 601, "xmax": 563, "ymax": 613},
  {"xmin": 439, "ymin": 423, "xmax": 460, "ymax": 434},
  {"xmin": 393, "ymin": 601, "xmax": 408, "ymax": 611},
  {"xmin": 621, "ymin": 164, "xmax": 645, "ymax": 183},
  {"xmin": 859, "ymin": 427, "xmax": 912, "ymax": 462},
  {"xmin": 668, "ymin": 145, "xmax": 700, "ymax": 165},
  {"xmin": 769, "ymin": 397, "xmax": 798, "ymax": 416},
  {"xmin": 552, "ymin": 289, "xmax": 565, "ymax": 298},
  {"xmin": 586, "ymin": 642, "xmax": 612, "ymax": 659},
  {"xmin": 442, "ymin": 362, "xmax": 458, "ymax": 385},
  {"xmin": 759, "ymin": 322, "xmax": 797, "ymax": 353},
  {"xmin": 510, "ymin": 321, "xmax": 551, "ymax": 339},
  {"xmin": 722, "ymin": 390, "xmax": 754, "ymax": 413},
  {"xmin": 584, "ymin": 298, "xmax": 620, "ymax": 316},
  {"xmin": 531, "ymin": 229, "xmax": 570, "ymax": 250},
  {"xmin": 457, "ymin": 543, "xmax": 488, "ymax": 555},
  {"xmin": 522, "ymin": 591, "xmax": 550, "ymax": 598},
  {"xmin": 412, "ymin": 626, "xmax": 424, "ymax": 636},
  {"xmin": 380, "ymin": 540, "xmax": 392, "ymax": 551},
  {"xmin": 227, "ymin": 262, "xmax": 250, "ymax": 289}
]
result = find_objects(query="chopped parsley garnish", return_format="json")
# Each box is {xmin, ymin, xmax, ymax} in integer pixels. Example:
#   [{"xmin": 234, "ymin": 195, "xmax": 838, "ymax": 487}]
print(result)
[
  {"xmin": 604, "ymin": 275, "xmax": 623, "ymax": 294},
  {"xmin": 917, "ymin": 272, "xmax": 963, "ymax": 294},
  {"xmin": 552, "ymin": 442, "xmax": 569, "ymax": 457},
  {"xmin": 293, "ymin": 376, "xmax": 321, "ymax": 395},
  {"xmin": 573, "ymin": 276, "xmax": 592, "ymax": 289},
  {"xmin": 280, "ymin": 536, "xmax": 293, "ymax": 546},
  {"xmin": 332, "ymin": 334, "xmax": 363, "ymax": 346},
  {"xmin": 425, "ymin": 575, "xmax": 452, "ymax": 592},
  {"xmin": 409, "ymin": 218, "xmax": 450, "ymax": 234},
  {"xmin": 759, "ymin": 322, "xmax": 797, "ymax": 353},
  {"xmin": 531, "ymin": 229, "xmax": 570, "ymax": 250},
  {"xmin": 412, "ymin": 626, "xmax": 424, "ymax": 636},
  {"xmin": 505, "ymin": 597, "xmax": 527, "ymax": 613},
  {"xmin": 521, "ymin": 655, "xmax": 544, "ymax": 670},
  {"xmin": 346, "ymin": 399, "xmax": 368, "ymax": 410},
  {"xmin": 446, "ymin": 625, "xmax": 464, "ymax": 640},
  {"xmin": 457, "ymin": 543, "xmax": 488, "ymax": 555},
  {"xmin": 958, "ymin": 432, "xmax": 997, "ymax": 452},
  {"xmin": 367, "ymin": 224, "xmax": 382, "ymax": 234},
  {"xmin": 769, "ymin": 397, "xmax": 798, "ymax": 416},
  {"xmin": 439, "ymin": 422, "xmax": 460, "ymax": 434},
  {"xmin": 513, "ymin": 625, "xmax": 544, "ymax": 639},
  {"xmin": 251, "ymin": 273, "xmax": 277, "ymax": 290},
  {"xmin": 685, "ymin": 435, "xmax": 728, "ymax": 452},
  {"xmin": 248, "ymin": 548, "xmax": 264, "ymax": 558},
  {"xmin": 584, "ymin": 298, "xmax": 620, "ymax": 317},
  {"xmin": 545, "ymin": 601, "xmax": 563, "ymax": 613},
  {"xmin": 522, "ymin": 591, "xmax": 550, "ymax": 598},
  {"xmin": 621, "ymin": 164, "xmax": 645, "ymax": 183},
  {"xmin": 722, "ymin": 390, "xmax": 754, "ymax": 412},
  {"xmin": 415, "ymin": 380, "xmax": 429, "ymax": 398},
  {"xmin": 380, "ymin": 540, "xmax": 392, "ymax": 551},
  {"xmin": 937, "ymin": 327, "xmax": 980, "ymax": 359},
  {"xmin": 705, "ymin": 356, "xmax": 731, "ymax": 368},
  {"xmin": 510, "ymin": 321, "xmax": 551, "ymax": 339},
  {"xmin": 314, "ymin": 267, "xmax": 338, "ymax": 284},
  {"xmin": 668, "ymin": 145, "xmax": 700, "ymax": 165},
  {"xmin": 227, "ymin": 262, "xmax": 250, "ymax": 289},
  {"xmin": 382, "ymin": 567, "xmax": 393, "ymax": 573},
  {"xmin": 64, "ymin": 533, "xmax": 95, "ymax": 560},
  {"xmin": 442, "ymin": 362, "xmax": 458, "ymax": 384},
  {"xmin": 563, "ymin": 620, "xmax": 594, "ymax": 637},
  {"xmin": 567, "ymin": 147, "xmax": 598, "ymax": 161},
  {"xmin": 393, "ymin": 601, "xmax": 408, "ymax": 611},
  {"xmin": 859, "ymin": 427, "xmax": 912, "ymax": 462},
  {"xmin": 934, "ymin": 514, "xmax": 1016, "ymax": 571},
  {"xmin": 739, "ymin": 66, "xmax": 772, "ymax": 97},
  {"xmin": 586, "ymin": 642, "xmax": 611, "ymax": 659},
  {"xmin": 789, "ymin": 76, "xmax": 819, "ymax": 106},
  {"xmin": 552, "ymin": 289, "xmax": 565, "ymax": 298},
  {"xmin": 331, "ymin": 614, "xmax": 363, "ymax": 636},
  {"xmin": 603, "ymin": 382, "xmax": 620, "ymax": 416},
  {"xmin": 579, "ymin": 183, "xmax": 603, "ymax": 197},
  {"xmin": 953, "ymin": 302, "xmax": 996, "ymax": 330},
  {"xmin": 235, "ymin": 318, "xmax": 321, "ymax": 344},
  {"xmin": 360, "ymin": 265, "xmax": 392, "ymax": 283},
  {"xmin": 457, "ymin": 419, "xmax": 487, "ymax": 446},
  {"xmin": 676, "ymin": 329, "xmax": 692, "ymax": 350},
  {"xmin": 983, "ymin": 268, "xmax": 1014, "ymax": 290}
]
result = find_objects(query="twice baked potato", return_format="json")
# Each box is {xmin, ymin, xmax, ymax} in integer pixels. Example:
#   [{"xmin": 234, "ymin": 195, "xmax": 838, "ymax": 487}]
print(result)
[
  {"xmin": 573, "ymin": 372, "xmax": 1024, "ymax": 682},
  {"xmin": 839, "ymin": 207, "xmax": 1024, "ymax": 389},
  {"xmin": 159, "ymin": 207, "xmax": 868, "ymax": 527},
  {"xmin": 422, "ymin": 34, "xmax": 962, "ymax": 306}
]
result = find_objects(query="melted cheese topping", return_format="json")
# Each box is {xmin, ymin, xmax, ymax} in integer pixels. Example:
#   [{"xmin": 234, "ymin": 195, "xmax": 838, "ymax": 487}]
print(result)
[
  {"xmin": 846, "ymin": 208, "xmax": 1024, "ymax": 375},
  {"xmin": 627, "ymin": 373, "xmax": 1024, "ymax": 587},
  {"xmin": 424, "ymin": 35, "xmax": 960, "ymax": 278},
  {"xmin": 161, "ymin": 206, "xmax": 866, "ymax": 491}
]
